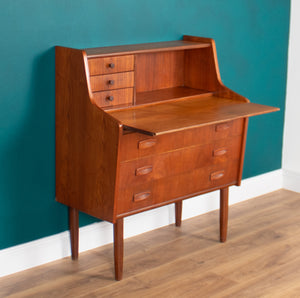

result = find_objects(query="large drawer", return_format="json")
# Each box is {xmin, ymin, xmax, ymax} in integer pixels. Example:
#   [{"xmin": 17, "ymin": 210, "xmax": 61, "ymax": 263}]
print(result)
[
  {"xmin": 119, "ymin": 119, "xmax": 245, "ymax": 162},
  {"xmin": 88, "ymin": 55, "xmax": 134, "ymax": 75},
  {"xmin": 90, "ymin": 71, "xmax": 134, "ymax": 92},
  {"xmin": 116, "ymin": 160, "xmax": 240, "ymax": 215},
  {"xmin": 118, "ymin": 135, "xmax": 242, "ymax": 188}
]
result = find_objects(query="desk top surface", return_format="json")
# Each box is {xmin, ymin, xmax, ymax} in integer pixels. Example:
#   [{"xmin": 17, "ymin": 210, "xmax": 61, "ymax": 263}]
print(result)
[
  {"xmin": 108, "ymin": 95, "xmax": 279, "ymax": 135},
  {"xmin": 85, "ymin": 40, "xmax": 211, "ymax": 58}
]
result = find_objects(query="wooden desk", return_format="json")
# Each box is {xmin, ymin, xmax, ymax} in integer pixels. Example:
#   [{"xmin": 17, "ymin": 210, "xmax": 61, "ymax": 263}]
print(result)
[{"xmin": 55, "ymin": 35, "xmax": 278, "ymax": 280}]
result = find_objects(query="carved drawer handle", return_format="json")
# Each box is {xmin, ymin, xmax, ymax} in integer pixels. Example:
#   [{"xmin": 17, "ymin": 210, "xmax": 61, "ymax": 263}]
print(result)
[
  {"xmin": 135, "ymin": 165, "xmax": 153, "ymax": 176},
  {"xmin": 213, "ymin": 148, "xmax": 228, "ymax": 157},
  {"xmin": 133, "ymin": 191, "xmax": 151, "ymax": 202},
  {"xmin": 215, "ymin": 122, "xmax": 230, "ymax": 132},
  {"xmin": 210, "ymin": 170, "xmax": 225, "ymax": 181},
  {"xmin": 138, "ymin": 139, "xmax": 157, "ymax": 149}
]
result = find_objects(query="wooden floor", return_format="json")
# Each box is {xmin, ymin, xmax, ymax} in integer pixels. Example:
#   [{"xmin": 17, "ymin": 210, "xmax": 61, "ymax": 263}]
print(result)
[{"xmin": 1, "ymin": 189, "xmax": 300, "ymax": 297}]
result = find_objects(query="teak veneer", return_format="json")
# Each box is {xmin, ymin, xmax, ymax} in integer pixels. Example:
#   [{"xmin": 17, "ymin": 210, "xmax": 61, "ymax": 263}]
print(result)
[{"xmin": 55, "ymin": 35, "xmax": 279, "ymax": 280}]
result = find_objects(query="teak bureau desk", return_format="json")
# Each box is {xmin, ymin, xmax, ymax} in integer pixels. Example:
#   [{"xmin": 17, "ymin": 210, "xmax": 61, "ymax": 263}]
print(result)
[{"xmin": 55, "ymin": 35, "xmax": 278, "ymax": 280}]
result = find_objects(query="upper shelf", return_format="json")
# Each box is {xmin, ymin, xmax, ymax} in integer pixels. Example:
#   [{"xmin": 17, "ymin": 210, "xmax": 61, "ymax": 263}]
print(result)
[
  {"xmin": 85, "ymin": 40, "xmax": 211, "ymax": 58},
  {"xmin": 108, "ymin": 95, "xmax": 279, "ymax": 136}
]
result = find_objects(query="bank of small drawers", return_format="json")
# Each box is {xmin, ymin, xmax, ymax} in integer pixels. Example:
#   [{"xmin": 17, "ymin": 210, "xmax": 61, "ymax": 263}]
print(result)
[
  {"xmin": 116, "ymin": 119, "xmax": 244, "ymax": 215},
  {"xmin": 88, "ymin": 55, "xmax": 134, "ymax": 108}
]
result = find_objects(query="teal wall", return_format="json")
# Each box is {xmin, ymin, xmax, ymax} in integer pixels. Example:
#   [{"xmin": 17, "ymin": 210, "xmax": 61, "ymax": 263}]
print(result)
[{"xmin": 0, "ymin": 1, "xmax": 290, "ymax": 250}]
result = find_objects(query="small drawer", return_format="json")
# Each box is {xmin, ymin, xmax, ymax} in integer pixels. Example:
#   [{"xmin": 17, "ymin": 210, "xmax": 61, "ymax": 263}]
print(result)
[
  {"xmin": 116, "ymin": 183, "xmax": 153, "ymax": 215},
  {"xmin": 93, "ymin": 88, "xmax": 133, "ymax": 108},
  {"xmin": 88, "ymin": 55, "xmax": 134, "ymax": 75},
  {"xmin": 90, "ymin": 72, "xmax": 134, "ymax": 92}
]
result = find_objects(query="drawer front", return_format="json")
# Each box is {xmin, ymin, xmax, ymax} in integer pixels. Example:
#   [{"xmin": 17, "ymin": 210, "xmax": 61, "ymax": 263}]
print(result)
[
  {"xmin": 118, "ymin": 136, "xmax": 242, "ymax": 188},
  {"xmin": 90, "ymin": 72, "xmax": 134, "ymax": 92},
  {"xmin": 88, "ymin": 55, "xmax": 134, "ymax": 75},
  {"xmin": 119, "ymin": 119, "xmax": 244, "ymax": 162},
  {"xmin": 93, "ymin": 88, "xmax": 133, "ymax": 108},
  {"xmin": 116, "ymin": 161, "xmax": 239, "ymax": 215}
]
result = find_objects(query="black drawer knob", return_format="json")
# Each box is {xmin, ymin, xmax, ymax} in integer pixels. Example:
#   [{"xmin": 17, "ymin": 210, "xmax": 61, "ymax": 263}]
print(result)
[
  {"xmin": 108, "ymin": 63, "xmax": 115, "ymax": 69},
  {"xmin": 106, "ymin": 96, "xmax": 114, "ymax": 101},
  {"xmin": 108, "ymin": 80, "xmax": 114, "ymax": 85}
]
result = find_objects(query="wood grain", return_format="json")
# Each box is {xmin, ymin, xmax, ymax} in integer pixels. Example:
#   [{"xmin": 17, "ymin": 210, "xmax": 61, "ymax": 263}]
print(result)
[
  {"xmin": 136, "ymin": 86, "xmax": 213, "ymax": 105},
  {"xmin": 108, "ymin": 95, "xmax": 279, "ymax": 135},
  {"xmin": 55, "ymin": 46, "xmax": 122, "ymax": 222},
  {"xmin": 119, "ymin": 119, "xmax": 244, "ymax": 162},
  {"xmin": 69, "ymin": 207, "xmax": 79, "ymax": 260},
  {"xmin": 88, "ymin": 55, "xmax": 134, "ymax": 75},
  {"xmin": 135, "ymin": 51, "xmax": 184, "ymax": 92},
  {"xmin": 114, "ymin": 218, "xmax": 124, "ymax": 281},
  {"xmin": 85, "ymin": 40, "xmax": 211, "ymax": 58},
  {"xmin": 56, "ymin": 36, "xmax": 279, "ymax": 281},
  {"xmin": 220, "ymin": 187, "xmax": 229, "ymax": 242},
  {"xmin": 93, "ymin": 87, "xmax": 133, "ymax": 108},
  {"xmin": 116, "ymin": 160, "xmax": 240, "ymax": 216},
  {"xmin": 90, "ymin": 71, "xmax": 134, "ymax": 92},
  {"xmin": 1, "ymin": 190, "xmax": 300, "ymax": 297}
]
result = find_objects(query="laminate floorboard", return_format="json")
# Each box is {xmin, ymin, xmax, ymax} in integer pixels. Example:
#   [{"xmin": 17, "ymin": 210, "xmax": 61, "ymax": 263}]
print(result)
[{"xmin": 0, "ymin": 189, "xmax": 299, "ymax": 297}]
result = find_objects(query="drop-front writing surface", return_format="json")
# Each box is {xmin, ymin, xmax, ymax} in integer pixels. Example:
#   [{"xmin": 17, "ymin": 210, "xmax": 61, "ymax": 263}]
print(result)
[{"xmin": 55, "ymin": 35, "xmax": 278, "ymax": 280}]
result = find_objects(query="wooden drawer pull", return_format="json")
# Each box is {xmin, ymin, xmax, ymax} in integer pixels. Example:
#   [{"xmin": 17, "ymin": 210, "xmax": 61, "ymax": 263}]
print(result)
[
  {"xmin": 138, "ymin": 139, "xmax": 157, "ymax": 149},
  {"xmin": 213, "ymin": 148, "xmax": 228, "ymax": 157},
  {"xmin": 133, "ymin": 191, "xmax": 151, "ymax": 202},
  {"xmin": 215, "ymin": 122, "xmax": 230, "ymax": 132},
  {"xmin": 210, "ymin": 170, "xmax": 225, "ymax": 181},
  {"xmin": 135, "ymin": 165, "xmax": 153, "ymax": 176}
]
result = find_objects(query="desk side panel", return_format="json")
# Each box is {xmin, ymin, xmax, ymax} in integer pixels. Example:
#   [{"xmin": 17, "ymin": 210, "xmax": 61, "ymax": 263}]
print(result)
[
  {"xmin": 183, "ymin": 35, "xmax": 249, "ymax": 102},
  {"xmin": 55, "ymin": 47, "xmax": 121, "ymax": 222}
]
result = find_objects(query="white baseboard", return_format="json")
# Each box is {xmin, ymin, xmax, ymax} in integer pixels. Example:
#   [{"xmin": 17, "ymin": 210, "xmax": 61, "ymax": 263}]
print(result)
[
  {"xmin": 0, "ymin": 169, "xmax": 283, "ymax": 278},
  {"xmin": 283, "ymin": 169, "xmax": 300, "ymax": 193}
]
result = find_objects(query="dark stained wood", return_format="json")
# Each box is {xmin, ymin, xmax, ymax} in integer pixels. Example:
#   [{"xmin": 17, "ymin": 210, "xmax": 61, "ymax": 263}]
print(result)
[
  {"xmin": 55, "ymin": 37, "xmax": 279, "ymax": 280},
  {"xmin": 85, "ymin": 40, "xmax": 211, "ymax": 58},
  {"xmin": 69, "ymin": 207, "xmax": 79, "ymax": 260},
  {"xmin": 175, "ymin": 201, "xmax": 182, "ymax": 227},
  {"xmin": 220, "ymin": 187, "xmax": 229, "ymax": 242},
  {"xmin": 108, "ymin": 96, "xmax": 279, "ymax": 136},
  {"xmin": 114, "ymin": 218, "xmax": 124, "ymax": 281}
]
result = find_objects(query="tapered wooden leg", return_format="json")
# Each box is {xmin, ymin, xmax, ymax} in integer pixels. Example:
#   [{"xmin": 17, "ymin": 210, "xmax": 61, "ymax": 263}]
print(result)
[
  {"xmin": 220, "ymin": 187, "xmax": 229, "ymax": 242},
  {"xmin": 114, "ymin": 218, "xmax": 124, "ymax": 281},
  {"xmin": 69, "ymin": 207, "xmax": 79, "ymax": 260},
  {"xmin": 175, "ymin": 201, "xmax": 182, "ymax": 227}
]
